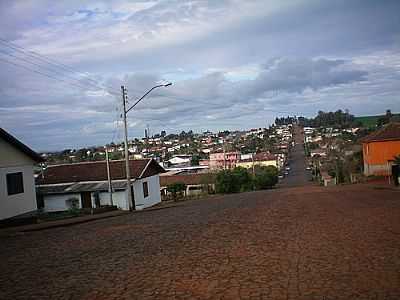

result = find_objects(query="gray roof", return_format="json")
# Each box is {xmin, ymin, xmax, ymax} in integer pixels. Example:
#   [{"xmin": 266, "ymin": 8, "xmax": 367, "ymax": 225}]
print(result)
[{"xmin": 37, "ymin": 181, "xmax": 128, "ymax": 195}]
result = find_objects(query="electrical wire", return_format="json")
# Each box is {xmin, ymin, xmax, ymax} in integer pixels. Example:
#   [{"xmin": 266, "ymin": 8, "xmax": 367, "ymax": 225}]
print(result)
[{"xmin": 0, "ymin": 38, "xmax": 119, "ymax": 96}]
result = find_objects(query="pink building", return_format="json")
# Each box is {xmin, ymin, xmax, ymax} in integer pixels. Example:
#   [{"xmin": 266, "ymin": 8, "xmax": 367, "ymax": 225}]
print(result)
[{"xmin": 209, "ymin": 152, "xmax": 240, "ymax": 170}]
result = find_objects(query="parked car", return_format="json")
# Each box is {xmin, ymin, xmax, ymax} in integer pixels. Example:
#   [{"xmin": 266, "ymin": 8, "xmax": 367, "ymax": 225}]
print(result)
[{"xmin": 306, "ymin": 166, "xmax": 311, "ymax": 170}]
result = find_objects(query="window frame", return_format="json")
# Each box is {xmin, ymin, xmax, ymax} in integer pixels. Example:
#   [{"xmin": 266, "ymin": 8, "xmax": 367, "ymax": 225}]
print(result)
[
  {"xmin": 6, "ymin": 172, "xmax": 24, "ymax": 196},
  {"xmin": 142, "ymin": 181, "xmax": 149, "ymax": 198}
]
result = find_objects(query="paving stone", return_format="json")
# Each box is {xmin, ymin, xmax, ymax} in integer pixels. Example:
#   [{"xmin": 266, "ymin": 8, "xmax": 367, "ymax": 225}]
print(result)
[{"xmin": 0, "ymin": 185, "xmax": 400, "ymax": 299}]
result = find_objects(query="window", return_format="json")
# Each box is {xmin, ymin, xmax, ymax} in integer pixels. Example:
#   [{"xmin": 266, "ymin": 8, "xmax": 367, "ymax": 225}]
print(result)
[
  {"xmin": 142, "ymin": 181, "xmax": 149, "ymax": 198},
  {"xmin": 6, "ymin": 172, "xmax": 24, "ymax": 195}
]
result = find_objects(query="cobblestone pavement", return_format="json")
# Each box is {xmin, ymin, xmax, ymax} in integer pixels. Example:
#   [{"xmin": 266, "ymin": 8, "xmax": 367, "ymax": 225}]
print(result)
[{"xmin": 1, "ymin": 185, "xmax": 400, "ymax": 300}]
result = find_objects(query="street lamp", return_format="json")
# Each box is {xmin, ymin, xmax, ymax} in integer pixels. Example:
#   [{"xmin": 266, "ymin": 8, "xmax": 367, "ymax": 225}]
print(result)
[{"xmin": 121, "ymin": 82, "xmax": 172, "ymax": 211}]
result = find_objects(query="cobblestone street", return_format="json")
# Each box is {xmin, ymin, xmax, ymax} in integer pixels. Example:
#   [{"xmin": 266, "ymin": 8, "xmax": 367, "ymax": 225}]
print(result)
[{"xmin": 1, "ymin": 185, "xmax": 400, "ymax": 299}]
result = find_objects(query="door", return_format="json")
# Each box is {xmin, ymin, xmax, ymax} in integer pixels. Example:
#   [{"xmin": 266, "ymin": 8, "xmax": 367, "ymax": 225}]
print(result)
[{"xmin": 81, "ymin": 192, "xmax": 92, "ymax": 209}]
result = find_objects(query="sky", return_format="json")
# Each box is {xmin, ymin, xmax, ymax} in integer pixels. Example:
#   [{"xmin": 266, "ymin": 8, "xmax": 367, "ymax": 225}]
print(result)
[{"xmin": 0, "ymin": 0, "xmax": 399, "ymax": 151}]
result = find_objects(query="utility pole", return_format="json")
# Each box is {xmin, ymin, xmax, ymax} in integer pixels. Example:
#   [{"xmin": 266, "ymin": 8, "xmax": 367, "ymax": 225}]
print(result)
[
  {"xmin": 223, "ymin": 138, "xmax": 226, "ymax": 170},
  {"xmin": 105, "ymin": 146, "xmax": 113, "ymax": 206},
  {"xmin": 121, "ymin": 86, "xmax": 134, "ymax": 210},
  {"xmin": 120, "ymin": 82, "xmax": 172, "ymax": 210},
  {"xmin": 252, "ymin": 152, "xmax": 256, "ymax": 191}
]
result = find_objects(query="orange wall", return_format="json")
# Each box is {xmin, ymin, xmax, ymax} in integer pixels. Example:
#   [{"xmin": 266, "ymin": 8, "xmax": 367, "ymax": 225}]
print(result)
[{"xmin": 363, "ymin": 140, "xmax": 400, "ymax": 165}]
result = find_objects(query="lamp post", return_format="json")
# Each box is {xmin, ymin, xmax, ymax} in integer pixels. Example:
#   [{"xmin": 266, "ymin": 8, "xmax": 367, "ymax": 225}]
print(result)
[{"xmin": 121, "ymin": 83, "xmax": 172, "ymax": 211}]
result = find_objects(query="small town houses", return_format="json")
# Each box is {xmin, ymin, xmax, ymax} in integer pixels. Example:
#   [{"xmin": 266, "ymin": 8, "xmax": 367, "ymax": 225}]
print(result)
[
  {"xmin": 0, "ymin": 128, "xmax": 44, "ymax": 221},
  {"xmin": 36, "ymin": 159, "xmax": 165, "ymax": 212}
]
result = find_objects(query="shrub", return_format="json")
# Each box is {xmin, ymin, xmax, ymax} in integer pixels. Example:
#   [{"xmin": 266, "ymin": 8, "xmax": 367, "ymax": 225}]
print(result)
[
  {"xmin": 253, "ymin": 165, "xmax": 278, "ymax": 190},
  {"xmin": 167, "ymin": 182, "xmax": 186, "ymax": 200},
  {"xmin": 215, "ymin": 167, "xmax": 253, "ymax": 193}
]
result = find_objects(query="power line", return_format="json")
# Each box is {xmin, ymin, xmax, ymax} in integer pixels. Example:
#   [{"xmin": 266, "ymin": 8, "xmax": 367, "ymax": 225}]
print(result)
[
  {"xmin": 0, "ymin": 38, "xmax": 110, "ymax": 87},
  {"xmin": 0, "ymin": 52, "xmax": 119, "ymax": 97},
  {"xmin": 0, "ymin": 57, "xmax": 89, "ymax": 91},
  {"xmin": 0, "ymin": 38, "xmax": 118, "ymax": 95}
]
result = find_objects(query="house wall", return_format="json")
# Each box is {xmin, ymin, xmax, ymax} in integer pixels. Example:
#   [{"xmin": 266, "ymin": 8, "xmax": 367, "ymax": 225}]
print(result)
[
  {"xmin": 0, "ymin": 139, "xmax": 35, "ymax": 167},
  {"xmin": 0, "ymin": 164, "xmax": 37, "ymax": 220},
  {"xmin": 40, "ymin": 175, "xmax": 161, "ymax": 212},
  {"xmin": 43, "ymin": 193, "xmax": 82, "ymax": 212},
  {"xmin": 236, "ymin": 160, "xmax": 277, "ymax": 169},
  {"xmin": 363, "ymin": 140, "xmax": 400, "ymax": 176},
  {"xmin": 133, "ymin": 175, "xmax": 161, "ymax": 210},
  {"xmin": 99, "ymin": 190, "xmax": 127, "ymax": 210}
]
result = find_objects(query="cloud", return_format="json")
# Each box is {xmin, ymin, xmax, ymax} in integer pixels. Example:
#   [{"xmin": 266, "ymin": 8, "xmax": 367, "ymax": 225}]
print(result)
[{"xmin": 0, "ymin": 1, "xmax": 399, "ymax": 150}]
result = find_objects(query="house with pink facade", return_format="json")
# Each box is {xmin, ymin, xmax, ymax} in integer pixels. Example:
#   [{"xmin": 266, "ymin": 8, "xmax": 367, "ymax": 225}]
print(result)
[{"xmin": 209, "ymin": 152, "xmax": 240, "ymax": 170}]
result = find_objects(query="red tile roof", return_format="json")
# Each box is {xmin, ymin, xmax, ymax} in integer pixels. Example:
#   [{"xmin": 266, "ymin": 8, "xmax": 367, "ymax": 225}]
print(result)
[
  {"xmin": 37, "ymin": 159, "xmax": 164, "ymax": 185},
  {"xmin": 160, "ymin": 173, "xmax": 215, "ymax": 186},
  {"xmin": 361, "ymin": 123, "xmax": 400, "ymax": 143}
]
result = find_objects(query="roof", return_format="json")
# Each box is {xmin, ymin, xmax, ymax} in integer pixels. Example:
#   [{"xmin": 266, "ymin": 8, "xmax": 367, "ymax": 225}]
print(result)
[
  {"xmin": 36, "ymin": 159, "xmax": 165, "ymax": 185},
  {"xmin": 0, "ymin": 128, "xmax": 44, "ymax": 163},
  {"xmin": 160, "ymin": 173, "xmax": 215, "ymax": 186},
  {"xmin": 37, "ymin": 181, "xmax": 128, "ymax": 195},
  {"xmin": 239, "ymin": 152, "xmax": 276, "ymax": 163},
  {"xmin": 361, "ymin": 123, "xmax": 400, "ymax": 143}
]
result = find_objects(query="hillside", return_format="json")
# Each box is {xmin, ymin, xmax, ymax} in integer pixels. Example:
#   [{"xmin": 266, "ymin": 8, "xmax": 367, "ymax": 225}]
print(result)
[{"xmin": 355, "ymin": 115, "xmax": 381, "ymax": 128}]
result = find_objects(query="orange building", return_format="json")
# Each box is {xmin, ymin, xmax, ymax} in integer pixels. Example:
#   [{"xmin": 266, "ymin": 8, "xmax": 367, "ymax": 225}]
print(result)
[{"xmin": 361, "ymin": 123, "xmax": 400, "ymax": 176}]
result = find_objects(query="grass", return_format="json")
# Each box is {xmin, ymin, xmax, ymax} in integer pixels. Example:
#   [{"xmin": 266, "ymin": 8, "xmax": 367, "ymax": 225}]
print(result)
[
  {"xmin": 355, "ymin": 115, "xmax": 381, "ymax": 128},
  {"xmin": 355, "ymin": 113, "xmax": 400, "ymax": 128}
]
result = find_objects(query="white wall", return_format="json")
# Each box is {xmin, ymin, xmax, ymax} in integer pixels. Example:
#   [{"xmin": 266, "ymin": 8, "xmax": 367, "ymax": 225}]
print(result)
[
  {"xmin": 43, "ymin": 193, "xmax": 82, "ymax": 212},
  {"xmin": 0, "ymin": 165, "xmax": 37, "ymax": 220},
  {"xmin": 99, "ymin": 190, "xmax": 128, "ymax": 210},
  {"xmin": 0, "ymin": 139, "xmax": 35, "ymax": 167},
  {"xmin": 40, "ymin": 175, "xmax": 161, "ymax": 212},
  {"xmin": 133, "ymin": 175, "xmax": 161, "ymax": 210}
]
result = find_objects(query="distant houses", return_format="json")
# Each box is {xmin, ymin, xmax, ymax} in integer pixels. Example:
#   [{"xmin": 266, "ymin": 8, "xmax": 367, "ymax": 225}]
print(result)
[
  {"xmin": 36, "ymin": 159, "xmax": 165, "ymax": 212},
  {"xmin": 361, "ymin": 123, "xmax": 400, "ymax": 176},
  {"xmin": 237, "ymin": 152, "xmax": 278, "ymax": 169},
  {"xmin": 0, "ymin": 128, "xmax": 44, "ymax": 221},
  {"xmin": 209, "ymin": 152, "xmax": 240, "ymax": 170}
]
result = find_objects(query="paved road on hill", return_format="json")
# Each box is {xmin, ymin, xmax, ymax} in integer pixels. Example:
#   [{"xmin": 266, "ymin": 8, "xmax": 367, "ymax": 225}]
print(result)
[
  {"xmin": 279, "ymin": 125, "xmax": 313, "ymax": 187},
  {"xmin": 1, "ymin": 184, "xmax": 400, "ymax": 299}
]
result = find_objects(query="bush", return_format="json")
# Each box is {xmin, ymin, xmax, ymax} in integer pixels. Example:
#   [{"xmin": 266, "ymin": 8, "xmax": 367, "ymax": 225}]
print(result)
[
  {"xmin": 166, "ymin": 182, "xmax": 186, "ymax": 200},
  {"xmin": 253, "ymin": 165, "xmax": 278, "ymax": 190},
  {"xmin": 215, "ymin": 167, "xmax": 253, "ymax": 193}
]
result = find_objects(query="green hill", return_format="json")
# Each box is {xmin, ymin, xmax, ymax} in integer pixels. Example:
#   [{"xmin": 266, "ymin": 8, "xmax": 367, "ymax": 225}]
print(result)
[
  {"xmin": 355, "ymin": 113, "xmax": 400, "ymax": 128},
  {"xmin": 355, "ymin": 115, "xmax": 381, "ymax": 128}
]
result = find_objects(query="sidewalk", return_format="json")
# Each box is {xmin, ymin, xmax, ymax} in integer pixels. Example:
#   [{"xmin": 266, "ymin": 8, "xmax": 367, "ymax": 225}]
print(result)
[{"xmin": 0, "ymin": 210, "xmax": 128, "ymax": 237}]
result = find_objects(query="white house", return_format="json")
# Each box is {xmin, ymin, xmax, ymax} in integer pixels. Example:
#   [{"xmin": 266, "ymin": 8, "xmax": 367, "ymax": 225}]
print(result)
[
  {"xmin": 0, "ymin": 128, "xmax": 44, "ymax": 221},
  {"xmin": 36, "ymin": 159, "xmax": 165, "ymax": 212}
]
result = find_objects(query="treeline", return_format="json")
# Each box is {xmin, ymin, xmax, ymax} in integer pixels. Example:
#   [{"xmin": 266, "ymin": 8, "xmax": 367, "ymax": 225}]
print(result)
[
  {"xmin": 298, "ymin": 110, "xmax": 360, "ymax": 128},
  {"xmin": 376, "ymin": 110, "xmax": 400, "ymax": 127},
  {"xmin": 275, "ymin": 116, "xmax": 297, "ymax": 125}
]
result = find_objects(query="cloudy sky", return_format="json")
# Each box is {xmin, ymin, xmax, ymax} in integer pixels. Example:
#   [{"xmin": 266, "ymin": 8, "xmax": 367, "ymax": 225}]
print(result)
[{"xmin": 0, "ymin": 0, "xmax": 399, "ymax": 151}]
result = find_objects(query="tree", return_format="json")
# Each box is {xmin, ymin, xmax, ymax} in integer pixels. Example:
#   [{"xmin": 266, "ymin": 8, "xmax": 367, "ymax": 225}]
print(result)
[
  {"xmin": 166, "ymin": 182, "xmax": 186, "ymax": 200},
  {"xmin": 191, "ymin": 155, "xmax": 200, "ymax": 166},
  {"xmin": 215, "ymin": 167, "xmax": 252, "ymax": 193},
  {"xmin": 215, "ymin": 169, "xmax": 240, "ymax": 193},
  {"xmin": 253, "ymin": 166, "xmax": 278, "ymax": 189},
  {"xmin": 232, "ymin": 167, "xmax": 253, "ymax": 192}
]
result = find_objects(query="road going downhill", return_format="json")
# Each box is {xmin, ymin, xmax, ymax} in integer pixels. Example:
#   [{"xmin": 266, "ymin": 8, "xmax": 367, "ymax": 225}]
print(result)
[{"xmin": 279, "ymin": 125, "xmax": 313, "ymax": 187}]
